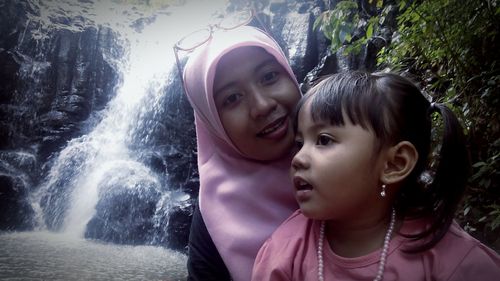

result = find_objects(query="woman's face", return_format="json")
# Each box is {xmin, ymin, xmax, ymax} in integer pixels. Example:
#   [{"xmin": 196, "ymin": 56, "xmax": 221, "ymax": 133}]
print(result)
[{"xmin": 213, "ymin": 46, "xmax": 300, "ymax": 161}]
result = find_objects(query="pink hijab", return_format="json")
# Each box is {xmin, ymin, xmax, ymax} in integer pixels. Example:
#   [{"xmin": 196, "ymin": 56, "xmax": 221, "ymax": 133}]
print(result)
[{"xmin": 183, "ymin": 26, "xmax": 299, "ymax": 280}]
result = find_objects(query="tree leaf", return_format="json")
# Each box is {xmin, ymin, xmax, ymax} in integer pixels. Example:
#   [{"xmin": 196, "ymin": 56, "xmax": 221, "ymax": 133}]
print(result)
[
  {"xmin": 313, "ymin": 13, "xmax": 324, "ymax": 31},
  {"xmin": 366, "ymin": 22, "xmax": 374, "ymax": 38},
  {"xmin": 399, "ymin": 0, "xmax": 407, "ymax": 11},
  {"xmin": 377, "ymin": 0, "xmax": 384, "ymax": 9},
  {"xmin": 472, "ymin": 161, "xmax": 486, "ymax": 168}
]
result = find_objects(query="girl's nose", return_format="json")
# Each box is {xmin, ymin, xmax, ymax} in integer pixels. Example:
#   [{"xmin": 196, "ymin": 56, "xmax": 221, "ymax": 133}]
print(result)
[
  {"xmin": 249, "ymin": 88, "xmax": 277, "ymax": 119},
  {"xmin": 291, "ymin": 148, "xmax": 309, "ymax": 170}
]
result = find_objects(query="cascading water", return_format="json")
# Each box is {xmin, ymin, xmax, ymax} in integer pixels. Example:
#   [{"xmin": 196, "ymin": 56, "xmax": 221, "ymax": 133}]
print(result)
[
  {"xmin": 0, "ymin": 0, "xmax": 228, "ymax": 279},
  {"xmin": 30, "ymin": 0, "xmax": 227, "ymax": 239}
]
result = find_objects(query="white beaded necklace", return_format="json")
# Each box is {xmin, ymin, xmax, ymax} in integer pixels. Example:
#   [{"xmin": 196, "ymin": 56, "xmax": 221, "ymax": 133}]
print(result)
[{"xmin": 317, "ymin": 208, "xmax": 396, "ymax": 281}]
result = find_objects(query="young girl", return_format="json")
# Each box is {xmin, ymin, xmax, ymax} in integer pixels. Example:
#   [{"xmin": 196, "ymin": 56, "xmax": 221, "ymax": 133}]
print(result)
[
  {"xmin": 180, "ymin": 25, "xmax": 301, "ymax": 280},
  {"xmin": 252, "ymin": 71, "xmax": 500, "ymax": 280}
]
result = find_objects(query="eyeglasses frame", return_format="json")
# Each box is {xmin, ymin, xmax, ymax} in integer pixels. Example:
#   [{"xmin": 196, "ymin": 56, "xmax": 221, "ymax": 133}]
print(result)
[{"xmin": 172, "ymin": 9, "xmax": 269, "ymax": 91}]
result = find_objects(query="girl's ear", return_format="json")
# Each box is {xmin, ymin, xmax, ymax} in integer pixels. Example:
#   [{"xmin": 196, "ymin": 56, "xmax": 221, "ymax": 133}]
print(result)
[{"xmin": 381, "ymin": 141, "xmax": 418, "ymax": 185}]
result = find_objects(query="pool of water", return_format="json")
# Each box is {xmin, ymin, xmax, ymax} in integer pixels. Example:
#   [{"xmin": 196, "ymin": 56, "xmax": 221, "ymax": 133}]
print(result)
[{"xmin": 0, "ymin": 231, "xmax": 187, "ymax": 281}]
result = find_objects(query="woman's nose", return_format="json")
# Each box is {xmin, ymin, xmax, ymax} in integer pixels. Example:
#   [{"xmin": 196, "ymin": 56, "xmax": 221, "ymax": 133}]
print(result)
[{"xmin": 249, "ymin": 87, "xmax": 277, "ymax": 119}]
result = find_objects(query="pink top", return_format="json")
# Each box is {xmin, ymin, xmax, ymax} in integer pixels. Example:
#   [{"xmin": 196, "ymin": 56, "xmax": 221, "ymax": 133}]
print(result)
[
  {"xmin": 252, "ymin": 210, "xmax": 500, "ymax": 281},
  {"xmin": 182, "ymin": 26, "xmax": 300, "ymax": 281}
]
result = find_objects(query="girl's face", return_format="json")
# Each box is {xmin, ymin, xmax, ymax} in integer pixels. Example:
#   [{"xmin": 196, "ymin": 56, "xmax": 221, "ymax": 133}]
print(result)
[
  {"xmin": 213, "ymin": 46, "xmax": 300, "ymax": 161},
  {"xmin": 291, "ymin": 100, "xmax": 387, "ymax": 221}
]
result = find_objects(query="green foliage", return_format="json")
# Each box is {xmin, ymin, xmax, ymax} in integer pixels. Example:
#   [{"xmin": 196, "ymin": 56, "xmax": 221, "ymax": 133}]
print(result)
[
  {"xmin": 313, "ymin": 1, "xmax": 358, "ymax": 52},
  {"xmin": 314, "ymin": 0, "xmax": 388, "ymax": 55},
  {"xmin": 379, "ymin": 1, "xmax": 499, "ymax": 248},
  {"xmin": 316, "ymin": 0, "xmax": 500, "ymax": 250}
]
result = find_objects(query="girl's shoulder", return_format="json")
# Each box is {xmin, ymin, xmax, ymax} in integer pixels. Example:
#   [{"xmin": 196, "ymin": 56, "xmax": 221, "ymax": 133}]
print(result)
[
  {"xmin": 252, "ymin": 210, "xmax": 320, "ymax": 280},
  {"xmin": 389, "ymin": 219, "xmax": 500, "ymax": 281},
  {"xmin": 437, "ymin": 221, "xmax": 498, "ymax": 257},
  {"xmin": 418, "ymin": 221, "xmax": 500, "ymax": 281},
  {"xmin": 255, "ymin": 209, "xmax": 319, "ymax": 262},
  {"xmin": 271, "ymin": 209, "xmax": 313, "ymax": 238}
]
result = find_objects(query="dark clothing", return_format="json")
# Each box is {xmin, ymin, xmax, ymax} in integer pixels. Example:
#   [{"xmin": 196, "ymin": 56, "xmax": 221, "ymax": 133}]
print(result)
[{"xmin": 187, "ymin": 205, "xmax": 231, "ymax": 281}]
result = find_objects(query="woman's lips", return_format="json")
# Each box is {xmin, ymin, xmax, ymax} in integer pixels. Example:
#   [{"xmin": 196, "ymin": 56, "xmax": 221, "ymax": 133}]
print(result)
[{"xmin": 257, "ymin": 116, "xmax": 288, "ymax": 140}]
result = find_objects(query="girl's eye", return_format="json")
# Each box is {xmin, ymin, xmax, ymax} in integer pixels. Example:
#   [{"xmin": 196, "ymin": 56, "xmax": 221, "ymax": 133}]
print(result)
[
  {"xmin": 261, "ymin": 71, "xmax": 279, "ymax": 84},
  {"xmin": 316, "ymin": 134, "xmax": 335, "ymax": 146},
  {"xmin": 294, "ymin": 139, "xmax": 304, "ymax": 150}
]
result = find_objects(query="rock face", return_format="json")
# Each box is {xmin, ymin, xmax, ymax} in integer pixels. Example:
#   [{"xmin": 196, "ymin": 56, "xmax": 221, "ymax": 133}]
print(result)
[
  {"xmin": 0, "ymin": 172, "xmax": 34, "ymax": 230},
  {"xmin": 0, "ymin": 0, "xmax": 118, "ymax": 232},
  {"xmin": 0, "ymin": 0, "xmax": 388, "ymax": 251},
  {"xmin": 85, "ymin": 166, "xmax": 162, "ymax": 245}
]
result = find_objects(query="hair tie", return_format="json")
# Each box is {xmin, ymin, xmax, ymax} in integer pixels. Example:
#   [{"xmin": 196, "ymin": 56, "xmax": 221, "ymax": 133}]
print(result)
[{"xmin": 429, "ymin": 102, "xmax": 438, "ymax": 112}]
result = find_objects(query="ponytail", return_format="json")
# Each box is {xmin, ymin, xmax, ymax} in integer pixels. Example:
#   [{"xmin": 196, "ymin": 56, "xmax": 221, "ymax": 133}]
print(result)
[{"xmin": 406, "ymin": 102, "xmax": 470, "ymax": 252}]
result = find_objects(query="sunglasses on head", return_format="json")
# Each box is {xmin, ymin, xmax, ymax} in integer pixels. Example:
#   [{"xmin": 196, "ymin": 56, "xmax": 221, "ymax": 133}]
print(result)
[{"xmin": 172, "ymin": 9, "xmax": 269, "ymax": 91}]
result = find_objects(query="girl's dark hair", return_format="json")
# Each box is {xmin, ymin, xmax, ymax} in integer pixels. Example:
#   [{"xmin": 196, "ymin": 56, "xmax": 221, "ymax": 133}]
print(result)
[{"xmin": 294, "ymin": 71, "xmax": 470, "ymax": 252}]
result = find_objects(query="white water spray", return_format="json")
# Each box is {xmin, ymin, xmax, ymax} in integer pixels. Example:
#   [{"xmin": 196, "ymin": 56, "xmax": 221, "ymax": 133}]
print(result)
[{"xmin": 28, "ymin": 0, "xmax": 228, "ymax": 237}]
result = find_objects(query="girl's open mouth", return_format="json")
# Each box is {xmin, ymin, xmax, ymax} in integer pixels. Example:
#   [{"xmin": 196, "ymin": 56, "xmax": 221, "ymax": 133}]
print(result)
[
  {"xmin": 294, "ymin": 176, "xmax": 314, "ymax": 202},
  {"xmin": 293, "ymin": 176, "xmax": 313, "ymax": 191}
]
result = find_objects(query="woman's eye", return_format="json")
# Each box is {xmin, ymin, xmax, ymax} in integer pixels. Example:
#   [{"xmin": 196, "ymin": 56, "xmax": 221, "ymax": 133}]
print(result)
[
  {"xmin": 262, "ymin": 71, "xmax": 278, "ymax": 84},
  {"xmin": 223, "ymin": 93, "xmax": 242, "ymax": 107},
  {"xmin": 316, "ymin": 134, "xmax": 334, "ymax": 146}
]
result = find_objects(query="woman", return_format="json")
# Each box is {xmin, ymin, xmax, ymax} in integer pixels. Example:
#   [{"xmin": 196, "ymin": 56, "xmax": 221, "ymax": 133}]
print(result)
[{"xmin": 180, "ymin": 25, "xmax": 301, "ymax": 280}]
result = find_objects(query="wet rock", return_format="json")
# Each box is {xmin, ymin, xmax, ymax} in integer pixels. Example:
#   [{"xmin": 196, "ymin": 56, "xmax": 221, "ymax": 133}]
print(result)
[
  {"xmin": 280, "ymin": 11, "xmax": 318, "ymax": 82},
  {"xmin": 0, "ymin": 150, "xmax": 38, "ymax": 230},
  {"xmin": 0, "ymin": 175, "xmax": 34, "ymax": 231},
  {"xmin": 0, "ymin": 1, "xmax": 119, "ymax": 161},
  {"xmin": 85, "ymin": 166, "xmax": 161, "ymax": 245},
  {"xmin": 149, "ymin": 191, "xmax": 193, "ymax": 252},
  {"xmin": 163, "ymin": 203, "xmax": 192, "ymax": 252}
]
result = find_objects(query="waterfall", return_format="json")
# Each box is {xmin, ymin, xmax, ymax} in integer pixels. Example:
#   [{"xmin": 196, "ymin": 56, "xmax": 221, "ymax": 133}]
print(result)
[{"xmin": 17, "ymin": 0, "xmax": 227, "ymax": 246}]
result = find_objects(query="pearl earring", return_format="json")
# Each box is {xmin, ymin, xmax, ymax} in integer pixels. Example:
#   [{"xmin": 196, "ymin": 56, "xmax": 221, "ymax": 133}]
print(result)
[{"xmin": 380, "ymin": 184, "xmax": 387, "ymax": 197}]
